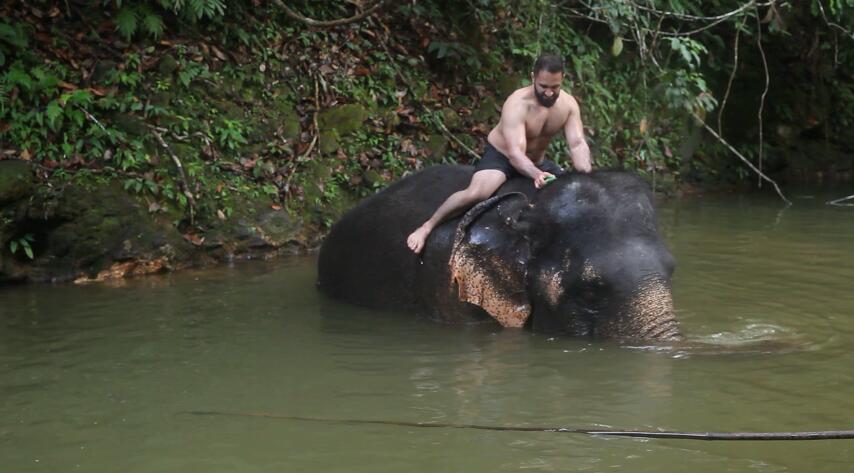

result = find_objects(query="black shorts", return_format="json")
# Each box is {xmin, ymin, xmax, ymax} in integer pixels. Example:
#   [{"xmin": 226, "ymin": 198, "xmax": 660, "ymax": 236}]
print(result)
[{"xmin": 474, "ymin": 143, "xmax": 563, "ymax": 179}]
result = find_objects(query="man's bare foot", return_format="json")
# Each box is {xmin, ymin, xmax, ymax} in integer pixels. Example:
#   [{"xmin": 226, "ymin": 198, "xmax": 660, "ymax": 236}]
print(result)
[{"xmin": 406, "ymin": 225, "xmax": 433, "ymax": 254}]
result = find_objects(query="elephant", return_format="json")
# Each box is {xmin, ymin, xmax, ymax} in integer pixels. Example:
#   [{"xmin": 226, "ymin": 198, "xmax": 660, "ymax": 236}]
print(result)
[{"xmin": 317, "ymin": 165, "xmax": 680, "ymax": 340}]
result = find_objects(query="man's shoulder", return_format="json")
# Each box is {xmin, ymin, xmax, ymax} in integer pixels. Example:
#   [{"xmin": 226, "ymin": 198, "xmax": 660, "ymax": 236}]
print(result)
[
  {"xmin": 558, "ymin": 90, "xmax": 578, "ymax": 106},
  {"xmin": 505, "ymin": 86, "xmax": 533, "ymax": 103}
]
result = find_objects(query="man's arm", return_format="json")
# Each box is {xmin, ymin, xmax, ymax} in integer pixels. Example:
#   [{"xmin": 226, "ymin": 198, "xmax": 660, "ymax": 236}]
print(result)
[
  {"xmin": 500, "ymin": 101, "xmax": 553, "ymax": 188},
  {"xmin": 564, "ymin": 97, "xmax": 592, "ymax": 173}
]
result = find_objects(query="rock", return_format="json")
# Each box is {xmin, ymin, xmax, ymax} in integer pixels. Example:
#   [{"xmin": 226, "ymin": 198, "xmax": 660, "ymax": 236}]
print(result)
[
  {"xmin": 318, "ymin": 104, "xmax": 368, "ymax": 137},
  {"xmin": 281, "ymin": 109, "xmax": 301, "ymax": 141},
  {"xmin": 214, "ymin": 99, "xmax": 244, "ymax": 120},
  {"xmin": 496, "ymin": 75, "xmax": 522, "ymax": 99},
  {"xmin": 423, "ymin": 134, "xmax": 449, "ymax": 161},
  {"xmin": 472, "ymin": 96, "xmax": 499, "ymax": 123},
  {"xmin": 91, "ymin": 60, "xmax": 117, "ymax": 84},
  {"xmin": 3, "ymin": 183, "xmax": 195, "ymax": 283},
  {"xmin": 0, "ymin": 161, "xmax": 34, "ymax": 206},
  {"xmin": 440, "ymin": 108, "xmax": 461, "ymax": 129},
  {"xmin": 319, "ymin": 130, "xmax": 340, "ymax": 154},
  {"xmin": 158, "ymin": 54, "xmax": 179, "ymax": 75},
  {"xmin": 111, "ymin": 113, "xmax": 147, "ymax": 136},
  {"xmin": 151, "ymin": 91, "xmax": 172, "ymax": 107}
]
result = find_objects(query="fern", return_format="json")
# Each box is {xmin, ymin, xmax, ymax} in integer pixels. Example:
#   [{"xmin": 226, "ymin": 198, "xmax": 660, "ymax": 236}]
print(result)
[
  {"xmin": 109, "ymin": 1, "xmax": 228, "ymax": 39},
  {"xmin": 115, "ymin": 6, "xmax": 138, "ymax": 40},
  {"xmin": 0, "ymin": 83, "xmax": 9, "ymax": 108},
  {"xmin": 46, "ymin": 100, "xmax": 62, "ymax": 130},
  {"xmin": 0, "ymin": 21, "xmax": 28, "ymax": 48},
  {"xmin": 6, "ymin": 66, "xmax": 33, "ymax": 92},
  {"xmin": 140, "ymin": 5, "xmax": 165, "ymax": 38}
]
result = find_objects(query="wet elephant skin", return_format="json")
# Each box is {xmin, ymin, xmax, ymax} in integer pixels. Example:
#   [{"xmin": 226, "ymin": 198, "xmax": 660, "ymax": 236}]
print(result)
[{"xmin": 317, "ymin": 165, "xmax": 680, "ymax": 340}]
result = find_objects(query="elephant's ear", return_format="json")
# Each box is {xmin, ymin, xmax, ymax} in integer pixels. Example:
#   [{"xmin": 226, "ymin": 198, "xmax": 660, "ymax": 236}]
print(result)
[{"xmin": 449, "ymin": 192, "xmax": 531, "ymax": 328}]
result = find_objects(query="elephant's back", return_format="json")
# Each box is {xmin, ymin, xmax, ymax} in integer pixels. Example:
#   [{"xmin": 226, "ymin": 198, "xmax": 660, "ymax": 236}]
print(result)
[{"xmin": 317, "ymin": 165, "xmax": 474, "ymax": 309}]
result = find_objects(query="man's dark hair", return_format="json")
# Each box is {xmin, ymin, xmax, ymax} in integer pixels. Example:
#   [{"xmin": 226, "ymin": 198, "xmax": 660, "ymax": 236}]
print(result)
[{"xmin": 533, "ymin": 54, "xmax": 564, "ymax": 75}]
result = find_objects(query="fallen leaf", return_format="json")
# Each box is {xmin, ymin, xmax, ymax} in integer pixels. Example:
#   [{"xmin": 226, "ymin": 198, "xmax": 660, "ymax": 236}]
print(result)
[
  {"xmin": 34, "ymin": 32, "xmax": 51, "ymax": 44},
  {"xmin": 20, "ymin": 149, "xmax": 31, "ymax": 161},
  {"xmin": 0, "ymin": 122, "xmax": 9, "ymax": 134},
  {"xmin": 353, "ymin": 65, "xmax": 370, "ymax": 76},
  {"xmin": 183, "ymin": 233, "xmax": 205, "ymax": 246},
  {"xmin": 217, "ymin": 209, "xmax": 226, "ymax": 220},
  {"xmin": 58, "ymin": 81, "xmax": 77, "ymax": 91},
  {"xmin": 211, "ymin": 45, "xmax": 227, "ymax": 61},
  {"xmin": 271, "ymin": 204, "xmax": 283, "ymax": 210},
  {"xmin": 88, "ymin": 86, "xmax": 114, "ymax": 97}
]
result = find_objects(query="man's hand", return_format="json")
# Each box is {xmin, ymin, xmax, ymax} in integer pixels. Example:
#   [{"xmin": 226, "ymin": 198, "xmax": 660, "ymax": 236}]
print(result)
[
  {"xmin": 534, "ymin": 171, "xmax": 556, "ymax": 189},
  {"xmin": 573, "ymin": 159, "xmax": 592, "ymax": 173}
]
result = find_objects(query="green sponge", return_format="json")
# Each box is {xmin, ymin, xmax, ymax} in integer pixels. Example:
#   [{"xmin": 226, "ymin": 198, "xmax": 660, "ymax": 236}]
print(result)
[{"xmin": 544, "ymin": 175, "xmax": 557, "ymax": 184}]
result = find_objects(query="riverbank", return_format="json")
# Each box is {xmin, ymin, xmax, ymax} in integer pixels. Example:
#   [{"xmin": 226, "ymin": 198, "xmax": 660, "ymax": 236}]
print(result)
[{"xmin": 2, "ymin": 1, "xmax": 851, "ymax": 283}]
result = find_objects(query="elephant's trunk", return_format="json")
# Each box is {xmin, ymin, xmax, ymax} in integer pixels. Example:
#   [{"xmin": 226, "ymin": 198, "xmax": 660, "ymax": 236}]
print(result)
[{"xmin": 608, "ymin": 277, "xmax": 681, "ymax": 341}]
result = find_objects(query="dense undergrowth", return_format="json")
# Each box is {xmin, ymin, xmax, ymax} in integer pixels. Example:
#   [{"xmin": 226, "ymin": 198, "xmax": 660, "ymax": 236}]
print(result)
[{"xmin": 1, "ymin": 0, "xmax": 852, "ymax": 247}]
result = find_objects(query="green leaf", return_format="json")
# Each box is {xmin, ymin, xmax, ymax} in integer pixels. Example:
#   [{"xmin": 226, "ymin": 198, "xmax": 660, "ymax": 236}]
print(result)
[
  {"xmin": 46, "ymin": 100, "xmax": 62, "ymax": 130},
  {"xmin": 9, "ymin": 240, "xmax": 17, "ymax": 254},
  {"xmin": 115, "ymin": 6, "xmax": 138, "ymax": 40},
  {"xmin": 0, "ymin": 22, "xmax": 28, "ymax": 48},
  {"xmin": 6, "ymin": 66, "xmax": 33, "ymax": 91},
  {"xmin": 142, "ymin": 12, "xmax": 165, "ymax": 39},
  {"xmin": 24, "ymin": 245, "xmax": 33, "ymax": 260},
  {"xmin": 611, "ymin": 37, "xmax": 623, "ymax": 57}
]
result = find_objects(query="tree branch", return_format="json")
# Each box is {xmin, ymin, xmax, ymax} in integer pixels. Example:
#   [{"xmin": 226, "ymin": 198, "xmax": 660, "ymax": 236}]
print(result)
[
  {"xmin": 816, "ymin": 0, "xmax": 854, "ymax": 40},
  {"xmin": 827, "ymin": 194, "xmax": 854, "ymax": 207},
  {"xmin": 755, "ymin": 7, "xmax": 770, "ymax": 189},
  {"xmin": 272, "ymin": 0, "xmax": 387, "ymax": 28},
  {"xmin": 149, "ymin": 127, "xmax": 197, "ymax": 226},
  {"xmin": 693, "ymin": 115, "xmax": 791, "ymax": 205},
  {"xmin": 718, "ymin": 16, "xmax": 745, "ymax": 136}
]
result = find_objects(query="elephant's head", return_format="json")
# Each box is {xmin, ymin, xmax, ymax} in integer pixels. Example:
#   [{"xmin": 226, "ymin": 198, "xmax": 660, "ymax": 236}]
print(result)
[{"xmin": 449, "ymin": 171, "xmax": 680, "ymax": 340}]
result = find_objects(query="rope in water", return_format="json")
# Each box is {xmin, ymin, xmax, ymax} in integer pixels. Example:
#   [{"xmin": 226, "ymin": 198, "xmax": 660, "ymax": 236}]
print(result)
[{"xmin": 183, "ymin": 411, "xmax": 854, "ymax": 441}]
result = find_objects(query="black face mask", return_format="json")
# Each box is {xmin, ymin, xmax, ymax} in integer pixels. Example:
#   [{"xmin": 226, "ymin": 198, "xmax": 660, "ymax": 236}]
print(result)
[{"xmin": 535, "ymin": 86, "xmax": 559, "ymax": 108}]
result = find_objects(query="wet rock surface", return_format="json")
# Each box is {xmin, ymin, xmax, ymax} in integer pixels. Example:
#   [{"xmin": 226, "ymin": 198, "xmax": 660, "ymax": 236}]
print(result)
[{"xmin": 0, "ymin": 168, "xmax": 308, "ymax": 284}]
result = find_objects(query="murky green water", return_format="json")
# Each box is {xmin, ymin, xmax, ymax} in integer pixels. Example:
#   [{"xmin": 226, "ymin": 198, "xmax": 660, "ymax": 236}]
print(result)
[{"xmin": 2, "ymin": 190, "xmax": 854, "ymax": 472}]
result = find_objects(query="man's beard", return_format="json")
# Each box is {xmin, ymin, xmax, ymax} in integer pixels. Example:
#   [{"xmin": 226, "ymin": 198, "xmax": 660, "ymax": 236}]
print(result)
[{"xmin": 535, "ymin": 88, "xmax": 558, "ymax": 108}]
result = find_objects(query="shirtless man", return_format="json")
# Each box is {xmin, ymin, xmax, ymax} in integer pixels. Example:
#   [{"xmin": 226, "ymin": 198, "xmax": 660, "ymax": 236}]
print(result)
[{"xmin": 406, "ymin": 54, "xmax": 593, "ymax": 254}]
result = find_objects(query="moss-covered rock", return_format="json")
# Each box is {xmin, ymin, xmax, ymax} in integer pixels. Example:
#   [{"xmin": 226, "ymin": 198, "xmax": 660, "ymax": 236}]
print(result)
[
  {"xmin": 201, "ymin": 194, "xmax": 304, "ymax": 258},
  {"xmin": 151, "ymin": 90, "xmax": 172, "ymax": 107},
  {"xmin": 158, "ymin": 54, "xmax": 179, "ymax": 75},
  {"xmin": 0, "ymin": 161, "xmax": 34, "ymax": 206},
  {"xmin": 441, "ymin": 107, "xmax": 462, "ymax": 129},
  {"xmin": 472, "ymin": 96, "xmax": 499, "ymax": 123},
  {"xmin": 91, "ymin": 60, "xmax": 117, "ymax": 84},
  {"xmin": 496, "ymin": 75, "xmax": 523, "ymax": 99},
  {"xmin": 112, "ymin": 113, "xmax": 148, "ymax": 136},
  {"xmin": 214, "ymin": 99, "xmax": 244, "ymax": 120},
  {"xmin": 423, "ymin": 134, "xmax": 449, "ymax": 161},
  {"xmin": 319, "ymin": 130, "xmax": 340, "ymax": 154},
  {"xmin": 318, "ymin": 104, "xmax": 368, "ymax": 136}
]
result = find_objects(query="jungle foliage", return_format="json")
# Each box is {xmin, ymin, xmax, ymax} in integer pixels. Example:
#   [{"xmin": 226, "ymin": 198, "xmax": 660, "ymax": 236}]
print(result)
[{"xmin": 0, "ymin": 0, "xmax": 852, "ymax": 235}]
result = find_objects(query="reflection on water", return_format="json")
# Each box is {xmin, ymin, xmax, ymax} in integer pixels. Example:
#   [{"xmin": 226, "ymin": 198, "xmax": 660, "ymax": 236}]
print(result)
[{"xmin": 1, "ymin": 191, "xmax": 854, "ymax": 472}]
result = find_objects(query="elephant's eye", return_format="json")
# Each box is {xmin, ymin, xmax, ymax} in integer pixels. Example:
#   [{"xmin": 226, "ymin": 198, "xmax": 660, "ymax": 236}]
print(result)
[{"xmin": 577, "ymin": 280, "xmax": 607, "ymax": 302}]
